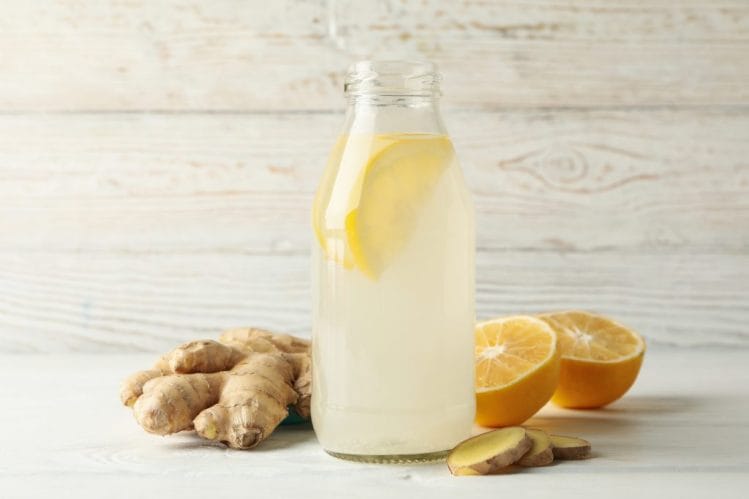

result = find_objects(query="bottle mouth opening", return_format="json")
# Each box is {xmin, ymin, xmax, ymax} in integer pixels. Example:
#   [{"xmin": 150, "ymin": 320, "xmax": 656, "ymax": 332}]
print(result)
[{"xmin": 344, "ymin": 60, "xmax": 441, "ymax": 98}]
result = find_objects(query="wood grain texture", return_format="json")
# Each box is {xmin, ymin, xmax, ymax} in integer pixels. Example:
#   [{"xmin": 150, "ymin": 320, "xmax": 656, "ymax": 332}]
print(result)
[
  {"xmin": 0, "ymin": 349, "xmax": 747, "ymax": 498},
  {"xmin": 2, "ymin": 109, "xmax": 748, "ymax": 255},
  {"xmin": 1, "ymin": 252, "xmax": 747, "ymax": 353},
  {"xmin": 1, "ymin": 109, "xmax": 747, "ymax": 352},
  {"xmin": 2, "ymin": 0, "xmax": 748, "ymax": 110},
  {"xmin": 2, "ymin": 1, "xmax": 748, "ymax": 353}
]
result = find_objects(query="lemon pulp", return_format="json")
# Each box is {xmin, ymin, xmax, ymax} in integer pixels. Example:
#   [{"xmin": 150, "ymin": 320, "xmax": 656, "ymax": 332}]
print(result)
[{"xmin": 313, "ymin": 134, "xmax": 454, "ymax": 278}]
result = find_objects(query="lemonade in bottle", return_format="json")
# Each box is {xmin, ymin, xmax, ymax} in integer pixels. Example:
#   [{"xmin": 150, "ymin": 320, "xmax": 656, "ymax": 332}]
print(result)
[{"xmin": 311, "ymin": 61, "xmax": 475, "ymax": 462}]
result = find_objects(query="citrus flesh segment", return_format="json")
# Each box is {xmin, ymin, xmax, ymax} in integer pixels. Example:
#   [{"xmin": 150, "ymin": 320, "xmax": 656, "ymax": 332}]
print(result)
[
  {"xmin": 474, "ymin": 316, "xmax": 560, "ymax": 427},
  {"xmin": 539, "ymin": 311, "xmax": 645, "ymax": 409}
]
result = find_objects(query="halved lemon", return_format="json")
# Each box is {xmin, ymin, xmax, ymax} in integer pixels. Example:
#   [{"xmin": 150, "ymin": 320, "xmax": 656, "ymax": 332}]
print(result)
[
  {"xmin": 539, "ymin": 311, "xmax": 645, "ymax": 409},
  {"xmin": 475, "ymin": 316, "xmax": 561, "ymax": 427}
]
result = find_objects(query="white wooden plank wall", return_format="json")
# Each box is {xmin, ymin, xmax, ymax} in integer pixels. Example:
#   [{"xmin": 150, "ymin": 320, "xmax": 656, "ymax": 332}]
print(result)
[{"xmin": 1, "ymin": 0, "xmax": 748, "ymax": 352}]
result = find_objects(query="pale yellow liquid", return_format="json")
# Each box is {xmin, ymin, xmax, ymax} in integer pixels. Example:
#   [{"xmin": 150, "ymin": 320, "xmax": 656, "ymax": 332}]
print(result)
[{"xmin": 312, "ymin": 134, "xmax": 475, "ymax": 457}]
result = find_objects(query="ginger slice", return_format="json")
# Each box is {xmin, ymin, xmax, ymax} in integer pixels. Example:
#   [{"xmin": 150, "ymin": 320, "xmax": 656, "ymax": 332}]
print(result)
[
  {"xmin": 447, "ymin": 427, "xmax": 532, "ymax": 476},
  {"xmin": 518, "ymin": 428, "xmax": 554, "ymax": 466},
  {"xmin": 550, "ymin": 434, "xmax": 592, "ymax": 460}
]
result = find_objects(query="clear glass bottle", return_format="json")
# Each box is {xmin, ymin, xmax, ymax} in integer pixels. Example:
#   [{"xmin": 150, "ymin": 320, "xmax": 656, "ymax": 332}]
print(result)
[{"xmin": 311, "ymin": 60, "xmax": 475, "ymax": 462}]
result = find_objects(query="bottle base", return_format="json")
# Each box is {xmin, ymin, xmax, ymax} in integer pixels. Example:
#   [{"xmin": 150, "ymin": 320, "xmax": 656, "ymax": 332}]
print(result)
[{"xmin": 325, "ymin": 449, "xmax": 449, "ymax": 464}]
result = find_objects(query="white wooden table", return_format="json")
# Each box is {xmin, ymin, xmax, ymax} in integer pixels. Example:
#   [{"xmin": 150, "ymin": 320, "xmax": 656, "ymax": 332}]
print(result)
[{"xmin": 1, "ymin": 347, "xmax": 746, "ymax": 498}]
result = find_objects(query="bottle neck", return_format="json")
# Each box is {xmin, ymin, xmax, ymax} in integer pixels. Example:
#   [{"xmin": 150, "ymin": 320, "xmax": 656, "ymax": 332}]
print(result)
[
  {"xmin": 342, "ymin": 60, "xmax": 445, "ymax": 136},
  {"xmin": 342, "ymin": 95, "xmax": 447, "ymax": 136}
]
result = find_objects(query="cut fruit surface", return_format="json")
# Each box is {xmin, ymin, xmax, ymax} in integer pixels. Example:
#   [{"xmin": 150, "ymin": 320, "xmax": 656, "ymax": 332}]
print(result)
[
  {"xmin": 313, "ymin": 134, "xmax": 454, "ymax": 279},
  {"xmin": 539, "ymin": 311, "xmax": 645, "ymax": 409},
  {"xmin": 518, "ymin": 428, "xmax": 554, "ymax": 467},
  {"xmin": 475, "ymin": 316, "xmax": 560, "ymax": 427},
  {"xmin": 447, "ymin": 427, "xmax": 532, "ymax": 476}
]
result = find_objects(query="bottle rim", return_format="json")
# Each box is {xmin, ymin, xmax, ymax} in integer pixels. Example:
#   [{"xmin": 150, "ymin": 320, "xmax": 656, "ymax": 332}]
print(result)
[{"xmin": 344, "ymin": 60, "xmax": 441, "ymax": 98}]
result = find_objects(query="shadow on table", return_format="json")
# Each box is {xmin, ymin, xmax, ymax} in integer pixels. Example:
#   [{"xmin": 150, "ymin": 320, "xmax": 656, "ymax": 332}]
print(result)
[
  {"xmin": 524, "ymin": 394, "xmax": 702, "ymax": 457},
  {"xmin": 163, "ymin": 396, "xmax": 701, "ymax": 453},
  {"xmin": 601, "ymin": 394, "xmax": 699, "ymax": 414},
  {"xmin": 159, "ymin": 422, "xmax": 316, "ymax": 452},
  {"xmin": 529, "ymin": 394, "xmax": 700, "ymax": 431},
  {"xmin": 256, "ymin": 421, "xmax": 316, "ymax": 452},
  {"xmin": 526, "ymin": 413, "xmax": 639, "ymax": 439}
]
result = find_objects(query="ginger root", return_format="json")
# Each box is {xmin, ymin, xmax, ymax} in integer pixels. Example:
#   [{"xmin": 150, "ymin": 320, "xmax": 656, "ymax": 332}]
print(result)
[{"xmin": 120, "ymin": 327, "xmax": 311, "ymax": 449}]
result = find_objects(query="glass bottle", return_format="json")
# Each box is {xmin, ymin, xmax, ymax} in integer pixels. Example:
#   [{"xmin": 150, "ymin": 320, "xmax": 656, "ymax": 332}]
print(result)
[{"xmin": 311, "ymin": 60, "xmax": 475, "ymax": 462}]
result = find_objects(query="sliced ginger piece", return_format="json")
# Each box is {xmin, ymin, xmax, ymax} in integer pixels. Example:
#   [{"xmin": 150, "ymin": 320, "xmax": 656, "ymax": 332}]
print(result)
[
  {"xmin": 447, "ymin": 427, "xmax": 532, "ymax": 476},
  {"xmin": 550, "ymin": 434, "xmax": 592, "ymax": 460},
  {"xmin": 518, "ymin": 428, "xmax": 554, "ymax": 467}
]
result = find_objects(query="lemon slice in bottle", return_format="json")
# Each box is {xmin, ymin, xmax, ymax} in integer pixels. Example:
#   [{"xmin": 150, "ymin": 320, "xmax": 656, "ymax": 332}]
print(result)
[{"xmin": 345, "ymin": 135, "xmax": 454, "ymax": 278}]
